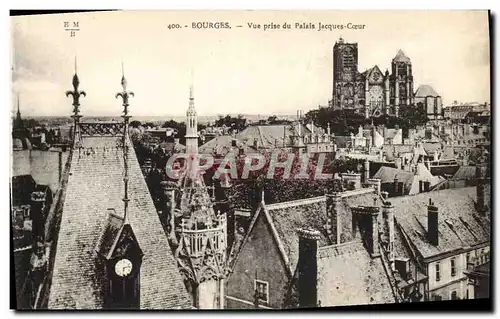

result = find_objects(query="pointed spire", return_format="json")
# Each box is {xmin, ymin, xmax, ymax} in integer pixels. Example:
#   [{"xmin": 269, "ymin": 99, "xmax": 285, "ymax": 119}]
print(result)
[
  {"xmin": 121, "ymin": 61, "xmax": 128, "ymax": 91},
  {"xmin": 189, "ymin": 69, "xmax": 194, "ymax": 101},
  {"xmin": 16, "ymin": 92, "xmax": 20, "ymax": 115},
  {"xmin": 72, "ymin": 56, "xmax": 80, "ymax": 90}
]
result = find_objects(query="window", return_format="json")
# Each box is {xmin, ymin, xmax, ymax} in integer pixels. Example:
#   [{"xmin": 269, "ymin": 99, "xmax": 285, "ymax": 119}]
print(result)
[
  {"xmin": 254, "ymin": 280, "xmax": 269, "ymax": 304},
  {"xmin": 466, "ymin": 252, "xmax": 471, "ymax": 265},
  {"xmin": 433, "ymin": 294, "xmax": 442, "ymax": 301},
  {"xmin": 451, "ymin": 291, "xmax": 458, "ymax": 300},
  {"xmin": 435, "ymin": 262, "xmax": 441, "ymax": 282},
  {"xmin": 451, "ymin": 258, "xmax": 456, "ymax": 277}
]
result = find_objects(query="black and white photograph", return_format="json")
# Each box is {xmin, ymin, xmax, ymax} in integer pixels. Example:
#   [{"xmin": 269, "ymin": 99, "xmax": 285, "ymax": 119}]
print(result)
[{"xmin": 9, "ymin": 10, "xmax": 492, "ymax": 310}]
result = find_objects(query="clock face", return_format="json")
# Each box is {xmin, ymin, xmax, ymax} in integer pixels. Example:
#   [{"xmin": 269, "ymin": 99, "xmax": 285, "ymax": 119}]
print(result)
[{"xmin": 115, "ymin": 258, "xmax": 133, "ymax": 277}]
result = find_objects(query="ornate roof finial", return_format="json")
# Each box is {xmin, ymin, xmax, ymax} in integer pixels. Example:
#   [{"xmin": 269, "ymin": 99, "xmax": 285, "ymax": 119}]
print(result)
[
  {"xmin": 66, "ymin": 56, "xmax": 86, "ymax": 116},
  {"xmin": 115, "ymin": 65, "xmax": 134, "ymax": 225},
  {"xmin": 116, "ymin": 62, "xmax": 134, "ymax": 116}
]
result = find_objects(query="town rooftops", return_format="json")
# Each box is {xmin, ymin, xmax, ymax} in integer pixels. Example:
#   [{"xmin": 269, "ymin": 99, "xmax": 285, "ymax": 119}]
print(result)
[
  {"xmin": 47, "ymin": 133, "xmax": 192, "ymax": 309},
  {"xmin": 249, "ymin": 187, "xmax": 377, "ymax": 274},
  {"xmin": 391, "ymin": 187, "xmax": 490, "ymax": 260}
]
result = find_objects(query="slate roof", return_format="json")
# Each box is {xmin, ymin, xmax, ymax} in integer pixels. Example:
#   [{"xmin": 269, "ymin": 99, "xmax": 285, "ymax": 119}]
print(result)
[
  {"xmin": 452, "ymin": 166, "xmax": 477, "ymax": 181},
  {"xmin": 317, "ymin": 240, "xmax": 395, "ymax": 306},
  {"xmin": 265, "ymin": 188, "xmax": 376, "ymax": 272},
  {"xmin": 373, "ymin": 166, "xmax": 414, "ymax": 189},
  {"xmin": 391, "ymin": 187, "xmax": 490, "ymax": 260},
  {"xmin": 48, "ymin": 135, "xmax": 192, "ymax": 309},
  {"xmin": 415, "ymin": 85, "xmax": 439, "ymax": 98},
  {"xmin": 392, "ymin": 50, "xmax": 411, "ymax": 63}
]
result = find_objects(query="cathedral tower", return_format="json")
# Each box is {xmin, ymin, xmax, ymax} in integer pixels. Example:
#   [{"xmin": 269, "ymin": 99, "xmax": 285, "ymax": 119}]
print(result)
[
  {"xmin": 390, "ymin": 50, "xmax": 414, "ymax": 117},
  {"xmin": 332, "ymin": 37, "xmax": 364, "ymax": 110}
]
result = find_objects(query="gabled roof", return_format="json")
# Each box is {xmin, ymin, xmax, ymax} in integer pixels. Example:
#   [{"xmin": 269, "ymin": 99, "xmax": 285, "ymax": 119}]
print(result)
[
  {"xmin": 317, "ymin": 240, "xmax": 395, "ymax": 306},
  {"xmin": 391, "ymin": 187, "xmax": 490, "ymax": 260},
  {"xmin": 415, "ymin": 85, "xmax": 439, "ymax": 98},
  {"xmin": 48, "ymin": 135, "xmax": 192, "ymax": 309},
  {"xmin": 392, "ymin": 49, "xmax": 411, "ymax": 63},
  {"xmin": 234, "ymin": 188, "xmax": 378, "ymax": 275}
]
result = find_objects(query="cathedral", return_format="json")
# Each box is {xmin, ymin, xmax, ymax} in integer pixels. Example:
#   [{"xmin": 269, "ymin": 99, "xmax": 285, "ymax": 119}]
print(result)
[{"xmin": 331, "ymin": 37, "xmax": 414, "ymax": 118}]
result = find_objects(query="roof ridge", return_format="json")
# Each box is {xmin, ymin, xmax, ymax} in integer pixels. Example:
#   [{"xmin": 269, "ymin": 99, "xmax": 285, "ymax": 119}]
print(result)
[{"xmin": 266, "ymin": 195, "xmax": 326, "ymax": 210}]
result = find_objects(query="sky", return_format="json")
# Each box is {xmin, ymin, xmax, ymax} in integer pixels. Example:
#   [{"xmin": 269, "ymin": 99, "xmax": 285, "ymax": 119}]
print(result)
[{"xmin": 11, "ymin": 10, "xmax": 490, "ymax": 117}]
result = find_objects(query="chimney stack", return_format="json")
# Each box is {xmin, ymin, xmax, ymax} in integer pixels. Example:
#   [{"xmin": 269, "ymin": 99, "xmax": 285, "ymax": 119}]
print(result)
[
  {"xmin": 325, "ymin": 193, "xmax": 342, "ymax": 244},
  {"xmin": 427, "ymin": 199, "xmax": 439, "ymax": 246},
  {"xmin": 364, "ymin": 159, "xmax": 370, "ymax": 183},
  {"xmin": 382, "ymin": 201, "xmax": 395, "ymax": 270},
  {"xmin": 297, "ymin": 228, "xmax": 321, "ymax": 308},
  {"xmin": 30, "ymin": 191, "xmax": 46, "ymax": 243},
  {"xmin": 367, "ymin": 206, "xmax": 381, "ymax": 257},
  {"xmin": 395, "ymin": 257, "xmax": 411, "ymax": 281},
  {"xmin": 381, "ymin": 191, "xmax": 389, "ymax": 201},
  {"xmin": 393, "ymin": 176, "xmax": 399, "ymax": 196},
  {"xmin": 476, "ymin": 163, "xmax": 490, "ymax": 213}
]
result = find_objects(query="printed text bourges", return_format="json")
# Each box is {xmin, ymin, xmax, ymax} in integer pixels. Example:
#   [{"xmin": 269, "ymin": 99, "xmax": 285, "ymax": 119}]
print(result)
[{"xmin": 167, "ymin": 22, "xmax": 366, "ymax": 31}]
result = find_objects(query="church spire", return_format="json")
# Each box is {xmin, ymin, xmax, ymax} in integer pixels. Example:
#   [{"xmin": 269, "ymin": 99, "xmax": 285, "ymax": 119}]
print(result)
[{"xmin": 186, "ymin": 73, "xmax": 198, "ymax": 155}]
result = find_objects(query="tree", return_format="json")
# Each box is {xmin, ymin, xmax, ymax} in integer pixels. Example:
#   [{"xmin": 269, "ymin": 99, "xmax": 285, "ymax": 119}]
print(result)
[{"xmin": 130, "ymin": 120, "xmax": 142, "ymax": 128}]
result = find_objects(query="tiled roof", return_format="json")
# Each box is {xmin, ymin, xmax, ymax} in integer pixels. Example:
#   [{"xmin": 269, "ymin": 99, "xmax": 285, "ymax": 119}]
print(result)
[
  {"xmin": 48, "ymin": 135, "xmax": 192, "ymax": 309},
  {"xmin": 237, "ymin": 124, "xmax": 304, "ymax": 149},
  {"xmin": 317, "ymin": 240, "xmax": 395, "ymax": 306},
  {"xmin": 373, "ymin": 166, "xmax": 414, "ymax": 189},
  {"xmin": 452, "ymin": 166, "xmax": 477, "ymax": 181},
  {"xmin": 265, "ymin": 188, "xmax": 377, "ymax": 271},
  {"xmin": 391, "ymin": 187, "xmax": 490, "ymax": 259}
]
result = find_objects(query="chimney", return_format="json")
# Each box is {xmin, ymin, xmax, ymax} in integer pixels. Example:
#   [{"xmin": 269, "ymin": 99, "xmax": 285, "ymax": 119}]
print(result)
[
  {"xmin": 30, "ymin": 191, "xmax": 46, "ymax": 243},
  {"xmin": 364, "ymin": 159, "xmax": 370, "ymax": 183},
  {"xmin": 325, "ymin": 193, "xmax": 342, "ymax": 244},
  {"xmin": 476, "ymin": 163, "xmax": 490, "ymax": 213},
  {"xmin": 297, "ymin": 228, "xmax": 321, "ymax": 308},
  {"xmin": 393, "ymin": 175, "xmax": 399, "ymax": 196},
  {"xmin": 395, "ymin": 257, "xmax": 411, "ymax": 281},
  {"xmin": 423, "ymin": 181, "xmax": 430, "ymax": 192},
  {"xmin": 367, "ymin": 178, "xmax": 381, "ymax": 194},
  {"xmin": 382, "ymin": 201, "xmax": 395, "ymax": 270},
  {"xmin": 371, "ymin": 126, "xmax": 376, "ymax": 147},
  {"xmin": 381, "ymin": 191, "xmax": 389, "ymax": 201},
  {"xmin": 427, "ymin": 199, "xmax": 439, "ymax": 246},
  {"xmin": 367, "ymin": 206, "xmax": 381, "ymax": 257}
]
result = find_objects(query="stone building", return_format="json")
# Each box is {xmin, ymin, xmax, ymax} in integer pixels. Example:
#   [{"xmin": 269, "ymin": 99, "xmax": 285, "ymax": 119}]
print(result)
[{"xmin": 331, "ymin": 37, "xmax": 414, "ymax": 118}]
